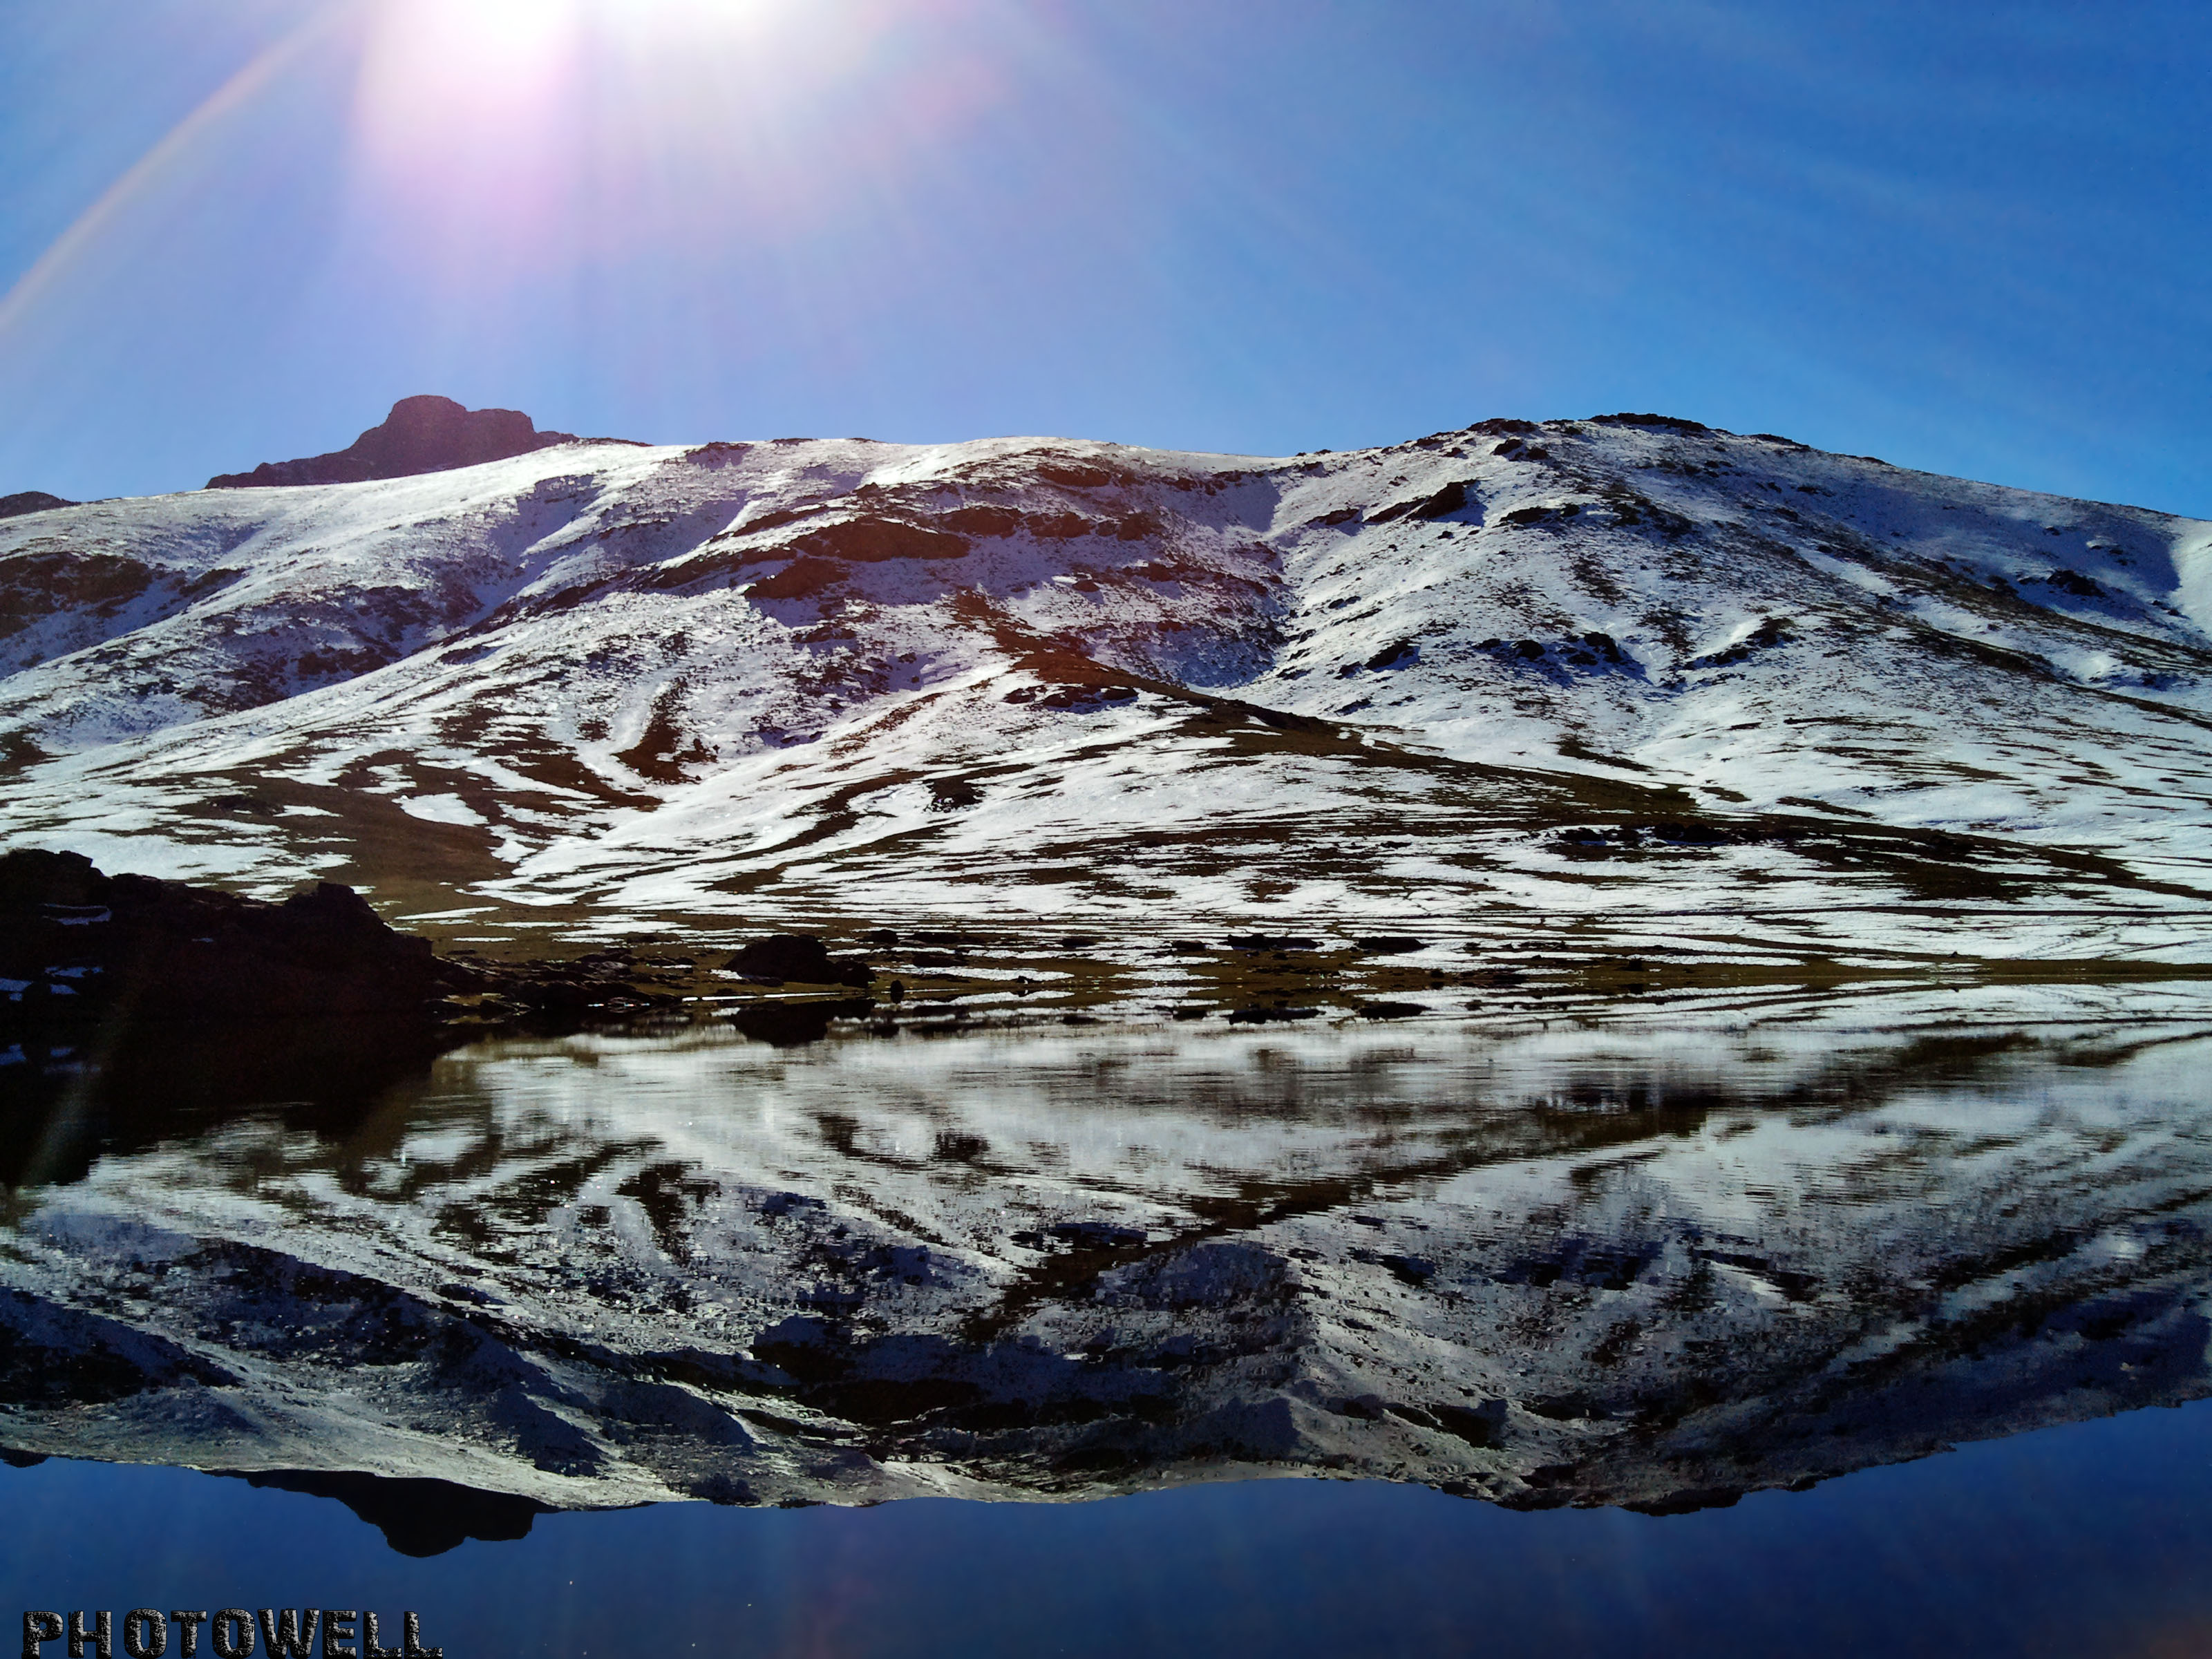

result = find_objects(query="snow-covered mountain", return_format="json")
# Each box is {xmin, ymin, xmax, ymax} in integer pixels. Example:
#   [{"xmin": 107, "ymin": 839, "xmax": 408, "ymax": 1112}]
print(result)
[{"xmin": 4, "ymin": 410, "xmax": 2210, "ymax": 955}]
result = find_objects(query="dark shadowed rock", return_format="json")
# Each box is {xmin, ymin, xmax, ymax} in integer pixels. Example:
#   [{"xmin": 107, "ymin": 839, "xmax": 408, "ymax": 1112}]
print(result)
[
  {"xmin": 0, "ymin": 492, "xmax": 75, "ymax": 520},
  {"xmin": 205, "ymin": 395, "xmax": 584, "ymax": 489},
  {"xmin": 726, "ymin": 933, "xmax": 873, "ymax": 987},
  {"xmin": 728, "ymin": 997, "xmax": 873, "ymax": 1047},
  {"xmin": 231, "ymin": 1471, "xmax": 551, "ymax": 1557},
  {"xmin": 0, "ymin": 847, "xmax": 469, "ymax": 1025},
  {"xmin": 1352, "ymin": 935, "xmax": 1427, "ymax": 955}
]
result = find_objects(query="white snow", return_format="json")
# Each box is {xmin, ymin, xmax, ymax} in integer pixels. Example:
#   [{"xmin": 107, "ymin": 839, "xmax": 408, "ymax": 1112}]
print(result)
[{"xmin": 1, "ymin": 419, "xmax": 2209, "ymax": 959}]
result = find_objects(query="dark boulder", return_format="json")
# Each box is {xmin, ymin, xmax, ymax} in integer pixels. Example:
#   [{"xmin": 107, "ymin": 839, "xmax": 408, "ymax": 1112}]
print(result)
[
  {"xmin": 725, "ymin": 933, "xmax": 872, "ymax": 987},
  {"xmin": 1407, "ymin": 480, "xmax": 1471, "ymax": 520},
  {"xmin": 1227, "ymin": 1005, "xmax": 1322, "ymax": 1024}
]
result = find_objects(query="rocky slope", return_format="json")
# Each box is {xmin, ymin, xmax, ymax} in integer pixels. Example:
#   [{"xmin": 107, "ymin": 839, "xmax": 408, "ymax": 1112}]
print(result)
[{"xmin": 1, "ymin": 410, "xmax": 2209, "ymax": 963}]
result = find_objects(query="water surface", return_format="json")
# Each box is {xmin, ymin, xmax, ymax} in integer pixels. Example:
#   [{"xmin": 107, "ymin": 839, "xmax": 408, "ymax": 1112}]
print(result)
[{"xmin": 5, "ymin": 989, "xmax": 2210, "ymax": 1651}]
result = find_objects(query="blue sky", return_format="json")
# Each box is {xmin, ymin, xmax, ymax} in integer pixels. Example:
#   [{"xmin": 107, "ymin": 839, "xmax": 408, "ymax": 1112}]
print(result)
[{"xmin": 2, "ymin": 0, "xmax": 2207, "ymax": 515}]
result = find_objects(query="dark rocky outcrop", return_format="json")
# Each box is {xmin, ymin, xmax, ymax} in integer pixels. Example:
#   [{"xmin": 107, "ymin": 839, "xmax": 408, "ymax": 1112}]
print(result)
[
  {"xmin": 0, "ymin": 549, "xmax": 154, "ymax": 637},
  {"xmin": 726, "ymin": 933, "xmax": 873, "ymax": 988},
  {"xmin": 0, "ymin": 492, "xmax": 75, "ymax": 520},
  {"xmin": 231, "ymin": 1471, "xmax": 551, "ymax": 1557},
  {"xmin": 0, "ymin": 848, "xmax": 468, "ymax": 1026},
  {"xmin": 205, "ymin": 395, "xmax": 582, "ymax": 490}
]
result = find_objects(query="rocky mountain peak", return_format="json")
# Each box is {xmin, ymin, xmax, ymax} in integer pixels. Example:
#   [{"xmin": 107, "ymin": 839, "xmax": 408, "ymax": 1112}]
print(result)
[
  {"xmin": 205, "ymin": 394, "xmax": 580, "ymax": 490},
  {"xmin": 0, "ymin": 491, "xmax": 76, "ymax": 520}
]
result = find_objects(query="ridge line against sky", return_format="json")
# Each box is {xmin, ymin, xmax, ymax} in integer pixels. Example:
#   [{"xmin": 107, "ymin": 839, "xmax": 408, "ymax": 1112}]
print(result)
[{"xmin": 1, "ymin": 0, "xmax": 2207, "ymax": 518}]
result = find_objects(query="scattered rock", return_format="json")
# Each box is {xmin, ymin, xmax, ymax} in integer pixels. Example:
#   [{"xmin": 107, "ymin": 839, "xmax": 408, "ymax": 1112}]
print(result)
[
  {"xmin": 1043, "ymin": 1221, "xmax": 1147, "ymax": 1249},
  {"xmin": 1407, "ymin": 480, "xmax": 1472, "ymax": 520},
  {"xmin": 1590, "ymin": 413, "xmax": 1712, "ymax": 434},
  {"xmin": 1369, "ymin": 481, "xmax": 1473, "ymax": 524},
  {"xmin": 1690, "ymin": 616, "xmax": 1792, "ymax": 670},
  {"xmin": 1034, "ymin": 685, "xmax": 1139, "ymax": 712},
  {"xmin": 1578, "ymin": 631, "xmax": 1627, "ymax": 663},
  {"xmin": 1379, "ymin": 1253, "xmax": 1437, "ymax": 1285},
  {"xmin": 1501, "ymin": 503, "xmax": 1582, "ymax": 528},
  {"xmin": 1644, "ymin": 820, "xmax": 1732, "ymax": 846},
  {"xmin": 1227, "ymin": 1005, "xmax": 1323, "ymax": 1023},
  {"xmin": 782, "ymin": 516, "xmax": 968, "ymax": 564},
  {"xmin": 929, "ymin": 778, "xmax": 982, "ymax": 811}
]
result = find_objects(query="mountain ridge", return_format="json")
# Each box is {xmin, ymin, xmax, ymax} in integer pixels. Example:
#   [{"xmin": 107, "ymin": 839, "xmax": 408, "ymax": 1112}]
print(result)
[{"xmin": 3, "ymin": 410, "xmax": 2209, "ymax": 962}]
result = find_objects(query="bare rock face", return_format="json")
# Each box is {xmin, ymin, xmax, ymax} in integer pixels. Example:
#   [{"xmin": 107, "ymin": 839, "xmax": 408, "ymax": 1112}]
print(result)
[
  {"xmin": 205, "ymin": 395, "xmax": 580, "ymax": 489},
  {"xmin": 0, "ymin": 493, "xmax": 75, "ymax": 520}
]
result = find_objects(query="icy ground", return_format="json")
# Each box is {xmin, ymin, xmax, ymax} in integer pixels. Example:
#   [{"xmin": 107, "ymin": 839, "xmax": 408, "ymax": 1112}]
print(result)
[{"xmin": 3, "ymin": 413, "xmax": 2210, "ymax": 961}]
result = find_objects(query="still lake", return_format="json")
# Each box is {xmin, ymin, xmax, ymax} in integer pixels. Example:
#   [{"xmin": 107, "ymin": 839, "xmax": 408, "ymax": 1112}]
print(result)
[{"xmin": 5, "ymin": 988, "xmax": 2211, "ymax": 1655}]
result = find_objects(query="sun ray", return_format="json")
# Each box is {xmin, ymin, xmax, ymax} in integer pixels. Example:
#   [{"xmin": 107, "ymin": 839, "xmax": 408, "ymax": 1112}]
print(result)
[{"xmin": 0, "ymin": 3, "xmax": 362, "ymax": 345}]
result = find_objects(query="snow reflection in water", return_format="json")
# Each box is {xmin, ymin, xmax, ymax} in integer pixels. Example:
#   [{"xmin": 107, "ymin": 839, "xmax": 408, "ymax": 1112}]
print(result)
[{"xmin": 3, "ymin": 994, "xmax": 2210, "ymax": 1554}]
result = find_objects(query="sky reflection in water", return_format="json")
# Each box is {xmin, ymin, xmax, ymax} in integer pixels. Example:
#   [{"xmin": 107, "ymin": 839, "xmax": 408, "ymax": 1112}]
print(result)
[{"xmin": 7, "ymin": 1407, "xmax": 2212, "ymax": 1658}]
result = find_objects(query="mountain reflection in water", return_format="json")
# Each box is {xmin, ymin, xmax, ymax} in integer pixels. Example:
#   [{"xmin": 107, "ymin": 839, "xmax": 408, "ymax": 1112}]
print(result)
[{"xmin": 3, "ymin": 992, "xmax": 2210, "ymax": 1552}]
